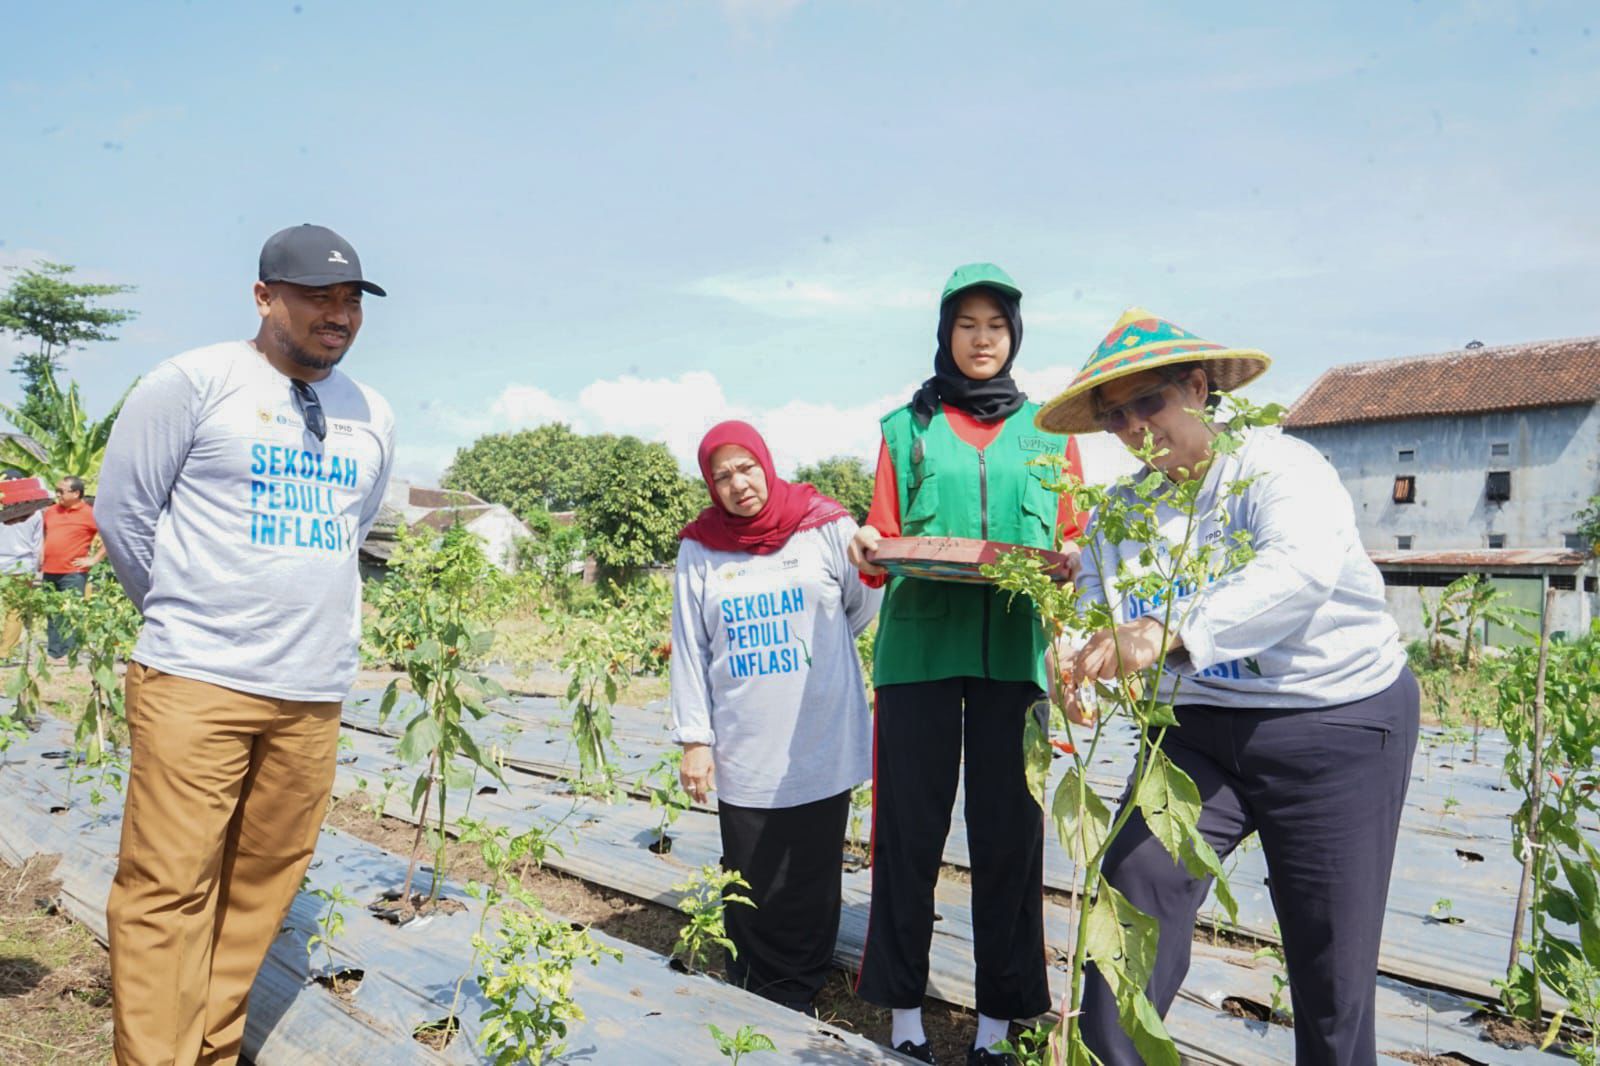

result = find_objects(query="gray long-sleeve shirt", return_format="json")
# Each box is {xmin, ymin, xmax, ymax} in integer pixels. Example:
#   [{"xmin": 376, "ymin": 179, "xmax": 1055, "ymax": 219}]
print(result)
[
  {"xmin": 0, "ymin": 512, "xmax": 42, "ymax": 575},
  {"xmin": 1076, "ymin": 426, "xmax": 1405, "ymax": 710},
  {"xmin": 669, "ymin": 517, "xmax": 881, "ymax": 809},
  {"xmin": 96, "ymin": 341, "xmax": 395, "ymax": 701}
]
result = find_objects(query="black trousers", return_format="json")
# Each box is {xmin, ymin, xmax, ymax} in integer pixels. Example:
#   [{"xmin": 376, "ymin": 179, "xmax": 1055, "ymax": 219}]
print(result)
[
  {"xmin": 1082, "ymin": 669, "xmax": 1420, "ymax": 1066},
  {"xmin": 44, "ymin": 571, "xmax": 87, "ymax": 658},
  {"xmin": 856, "ymin": 677, "xmax": 1051, "ymax": 1020},
  {"xmin": 719, "ymin": 789, "xmax": 851, "ymax": 1007}
]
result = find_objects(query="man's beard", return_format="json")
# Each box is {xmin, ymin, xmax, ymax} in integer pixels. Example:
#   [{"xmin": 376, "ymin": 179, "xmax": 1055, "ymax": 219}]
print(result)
[{"xmin": 273, "ymin": 323, "xmax": 347, "ymax": 371}]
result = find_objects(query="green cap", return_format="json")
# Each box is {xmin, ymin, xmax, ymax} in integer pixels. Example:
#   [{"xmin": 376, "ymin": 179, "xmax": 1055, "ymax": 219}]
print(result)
[{"xmin": 940, "ymin": 262, "xmax": 1022, "ymax": 304}]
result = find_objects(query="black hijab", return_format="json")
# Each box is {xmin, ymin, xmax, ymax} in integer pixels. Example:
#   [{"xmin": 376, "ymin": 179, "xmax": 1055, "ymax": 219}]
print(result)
[{"xmin": 910, "ymin": 284, "xmax": 1026, "ymax": 427}]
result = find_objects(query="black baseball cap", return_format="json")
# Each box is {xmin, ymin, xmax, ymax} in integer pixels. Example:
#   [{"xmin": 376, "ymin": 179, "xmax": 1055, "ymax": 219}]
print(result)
[{"xmin": 258, "ymin": 223, "xmax": 387, "ymax": 297}]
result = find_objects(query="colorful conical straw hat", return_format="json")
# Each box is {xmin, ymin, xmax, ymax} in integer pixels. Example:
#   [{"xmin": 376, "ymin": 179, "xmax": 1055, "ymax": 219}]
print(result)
[{"xmin": 1035, "ymin": 307, "xmax": 1271, "ymax": 435}]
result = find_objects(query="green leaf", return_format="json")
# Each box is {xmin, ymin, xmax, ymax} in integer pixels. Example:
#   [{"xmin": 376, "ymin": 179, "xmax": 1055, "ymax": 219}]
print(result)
[
  {"xmin": 396, "ymin": 713, "xmax": 443, "ymax": 765},
  {"xmin": 1143, "ymin": 702, "xmax": 1179, "ymax": 728},
  {"xmin": 1543, "ymin": 886, "xmax": 1580, "ymax": 926},
  {"xmin": 1559, "ymin": 854, "xmax": 1597, "ymax": 916},
  {"xmin": 1120, "ymin": 988, "xmax": 1181, "ymax": 1066},
  {"xmin": 377, "ymin": 680, "xmax": 399, "ymax": 724},
  {"xmin": 1134, "ymin": 749, "xmax": 1203, "ymax": 865},
  {"xmin": 1052, "ymin": 767, "xmax": 1111, "ymax": 866},
  {"xmin": 1022, "ymin": 712, "xmax": 1052, "ymax": 810},
  {"xmin": 442, "ymin": 759, "xmax": 475, "ymax": 791}
]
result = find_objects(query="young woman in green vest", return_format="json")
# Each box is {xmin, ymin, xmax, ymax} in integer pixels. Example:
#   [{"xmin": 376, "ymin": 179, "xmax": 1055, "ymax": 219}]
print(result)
[{"xmin": 847, "ymin": 264, "xmax": 1086, "ymax": 1065}]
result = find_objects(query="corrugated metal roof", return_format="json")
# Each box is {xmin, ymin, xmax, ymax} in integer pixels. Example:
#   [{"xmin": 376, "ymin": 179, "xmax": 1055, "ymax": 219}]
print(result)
[
  {"xmin": 1369, "ymin": 547, "xmax": 1591, "ymax": 568},
  {"xmin": 1284, "ymin": 336, "xmax": 1600, "ymax": 428}
]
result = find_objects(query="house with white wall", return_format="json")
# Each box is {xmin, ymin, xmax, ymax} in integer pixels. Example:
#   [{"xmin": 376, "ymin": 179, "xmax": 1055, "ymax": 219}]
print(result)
[
  {"xmin": 359, "ymin": 480, "xmax": 532, "ymax": 576},
  {"xmin": 1284, "ymin": 336, "xmax": 1600, "ymax": 641}
]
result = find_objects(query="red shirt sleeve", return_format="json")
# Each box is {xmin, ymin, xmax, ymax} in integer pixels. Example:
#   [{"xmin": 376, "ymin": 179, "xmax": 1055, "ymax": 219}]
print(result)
[
  {"xmin": 1056, "ymin": 435, "xmax": 1090, "ymax": 544},
  {"xmin": 864, "ymin": 436, "xmax": 900, "ymax": 539},
  {"xmin": 859, "ymin": 436, "xmax": 899, "ymax": 589}
]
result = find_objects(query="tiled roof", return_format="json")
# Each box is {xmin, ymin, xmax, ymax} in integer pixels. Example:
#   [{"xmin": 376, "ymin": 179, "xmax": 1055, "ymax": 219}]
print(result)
[
  {"xmin": 409, "ymin": 486, "xmax": 484, "ymax": 509},
  {"xmin": 1369, "ymin": 548, "xmax": 1591, "ymax": 569},
  {"xmin": 1284, "ymin": 336, "xmax": 1600, "ymax": 428},
  {"xmin": 416, "ymin": 506, "xmax": 492, "ymax": 533}
]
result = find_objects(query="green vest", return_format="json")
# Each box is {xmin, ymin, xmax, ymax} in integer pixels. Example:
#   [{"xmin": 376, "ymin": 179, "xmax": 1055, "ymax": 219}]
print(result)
[{"xmin": 873, "ymin": 403, "xmax": 1062, "ymax": 688}]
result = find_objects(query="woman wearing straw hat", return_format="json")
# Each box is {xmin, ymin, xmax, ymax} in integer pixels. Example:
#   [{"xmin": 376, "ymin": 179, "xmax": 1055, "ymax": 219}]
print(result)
[
  {"xmin": 670, "ymin": 421, "xmax": 882, "ymax": 1017},
  {"xmin": 1037, "ymin": 309, "xmax": 1419, "ymax": 1066},
  {"xmin": 847, "ymin": 263, "xmax": 1087, "ymax": 1066}
]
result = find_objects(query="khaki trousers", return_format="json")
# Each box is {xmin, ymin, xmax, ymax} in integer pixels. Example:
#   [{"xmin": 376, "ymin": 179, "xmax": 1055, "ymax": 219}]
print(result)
[
  {"xmin": 107, "ymin": 663, "xmax": 342, "ymax": 1066},
  {"xmin": 0, "ymin": 607, "xmax": 22, "ymax": 659}
]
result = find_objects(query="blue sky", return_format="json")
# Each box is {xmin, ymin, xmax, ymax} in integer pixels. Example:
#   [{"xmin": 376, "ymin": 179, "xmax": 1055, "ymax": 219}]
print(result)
[{"xmin": 4, "ymin": 1, "xmax": 1597, "ymax": 483}]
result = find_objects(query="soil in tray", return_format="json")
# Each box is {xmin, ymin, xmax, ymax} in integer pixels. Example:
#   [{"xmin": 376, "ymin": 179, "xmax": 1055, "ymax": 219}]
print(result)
[
  {"xmin": 0, "ymin": 854, "xmax": 115, "ymax": 1066},
  {"xmin": 324, "ymin": 791, "xmax": 985, "ymax": 1064}
]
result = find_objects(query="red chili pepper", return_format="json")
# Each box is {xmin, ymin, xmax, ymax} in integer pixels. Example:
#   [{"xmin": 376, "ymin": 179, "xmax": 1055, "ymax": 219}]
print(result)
[
  {"xmin": 1549, "ymin": 770, "xmax": 1565, "ymax": 788},
  {"xmin": 1051, "ymin": 739, "xmax": 1077, "ymax": 756}
]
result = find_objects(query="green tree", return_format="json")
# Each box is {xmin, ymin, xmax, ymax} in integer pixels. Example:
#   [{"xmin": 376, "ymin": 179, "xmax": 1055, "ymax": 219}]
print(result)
[
  {"xmin": 1577, "ymin": 494, "xmax": 1600, "ymax": 554},
  {"xmin": 793, "ymin": 455, "xmax": 873, "ymax": 523},
  {"xmin": 578, "ymin": 437, "xmax": 701, "ymax": 584},
  {"xmin": 0, "ymin": 364, "xmax": 133, "ymax": 491},
  {"xmin": 0, "ymin": 262, "xmax": 137, "ymax": 429},
  {"xmin": 443, "ymin": 423, "xmax": 614, "ymax": 517}
]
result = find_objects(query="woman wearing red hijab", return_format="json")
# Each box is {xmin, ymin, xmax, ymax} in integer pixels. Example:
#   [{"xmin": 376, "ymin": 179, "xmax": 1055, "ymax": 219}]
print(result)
[{"xmin": 670, "ymin": 420, "xmax": 883, "ymax": 1015}]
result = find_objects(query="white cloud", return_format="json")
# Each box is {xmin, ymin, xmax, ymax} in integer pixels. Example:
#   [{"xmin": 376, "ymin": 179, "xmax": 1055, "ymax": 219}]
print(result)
[
  {"xmin": 420, "ymin": 364, "xmax": 1143, "ymax": 490},
  {"xmin": 488, "ymin": 383, "xmax": 566, "ymax": 426},
  {"xmin": 686, "ymin": 272, "xmax": 927, "ymax": 318},
  {"xmin": 576, "ymin": 371, "xmax": 742, "ymax": 465}
]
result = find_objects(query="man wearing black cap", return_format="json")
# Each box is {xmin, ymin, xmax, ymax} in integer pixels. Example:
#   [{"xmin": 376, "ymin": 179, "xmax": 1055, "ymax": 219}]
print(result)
[{"xmin": 96, "ymin": 224, "xmax": 396, "ymax": 1066}]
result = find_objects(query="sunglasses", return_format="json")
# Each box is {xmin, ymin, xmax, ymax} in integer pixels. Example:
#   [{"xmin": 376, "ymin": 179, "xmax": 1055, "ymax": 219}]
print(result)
[
  {"xmin": 289, "ymin": 379, "xmax": 327, "ymax": 442},
  {"xmin": 1093, "ymin": 369, "xmax": 1210, "ymax": 434},
  {"xmin": 1094, "ymin": 382, "xmax": 1179, "ymax": 434}
]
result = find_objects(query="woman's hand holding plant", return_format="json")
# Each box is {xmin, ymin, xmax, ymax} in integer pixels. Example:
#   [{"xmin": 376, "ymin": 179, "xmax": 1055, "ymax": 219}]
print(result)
[
  {"xmin": 1075, "ymin": 615, "xmax": 1178, "ymax": 682},
  {"xmin": 679, "ymin": 743, "xmax": 715, "ymax": 804}
]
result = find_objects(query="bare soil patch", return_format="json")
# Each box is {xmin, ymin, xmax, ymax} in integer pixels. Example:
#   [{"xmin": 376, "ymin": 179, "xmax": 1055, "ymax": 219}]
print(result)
[
  {"xmin": 324, "ymin": 792, "xmax": 988, "ymax": 1062},
  {"xmin": 0, "ymin": 855, "xmax": 114, "ymax": 1066}
]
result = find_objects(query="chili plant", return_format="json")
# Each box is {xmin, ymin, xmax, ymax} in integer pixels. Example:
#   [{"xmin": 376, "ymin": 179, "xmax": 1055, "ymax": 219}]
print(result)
[
  {"xmin": 1, "ymin": 576, "xmax": 57, "ymax": 726},
  {"xmin": 672, "ymin": 864, "xmax": 754, "ymax": 975},
  {"xmin": 559, "ymin": 617, "xmax": 624, "ymax": 795},
  {"xmin": 447, "ymin": 817, "xmax": 567, "ymax": 1042},
  {"xmin": 60, "ymin": 566, "xmax": 140, "ymax": 765},
  {"xmin": 984, "ymin": 399, "xmax": 1279, "ymax": 1064},
  {"xmin": 374, "ymin": 526, "xmax": 511, "ymax": 910},
  {"xmin": 305, "ymin": 883, "xmax": 357, "ymax": 979},
  {"xmin": 1496, "ymin": 620, "xmax": 1600, "ymax": 1059},
  {"xmin": 708, "ymin": 1023, "xmax": 776, "ymax": 1064},
  {"xmin": 475, "ymin": 904, "xmax": 620, "ymax": 1064},
  {"xmin": 847, "ymin": 781, "xmax": 872, "ymax": 860},
  {"xmin": 641, "ymin": 748, "xmax": 691, "ymax": 854}
]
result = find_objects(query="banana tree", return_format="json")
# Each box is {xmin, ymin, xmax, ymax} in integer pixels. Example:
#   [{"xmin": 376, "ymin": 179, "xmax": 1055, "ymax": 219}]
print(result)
[{"xmin": 0, "ymin": 364, "xmax": 133, "ymax": 492}]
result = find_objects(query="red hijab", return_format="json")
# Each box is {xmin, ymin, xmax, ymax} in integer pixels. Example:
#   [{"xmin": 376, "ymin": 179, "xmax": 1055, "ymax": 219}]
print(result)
[{"xmin": 679, "ymin": 421, "xmax": 849, "ymax": 555}]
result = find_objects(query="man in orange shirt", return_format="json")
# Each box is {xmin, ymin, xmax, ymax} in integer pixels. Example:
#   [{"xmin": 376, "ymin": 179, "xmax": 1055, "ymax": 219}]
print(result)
[{"xmin": 41, "ymin": 476, "xmax": 104, "ymax": 659}]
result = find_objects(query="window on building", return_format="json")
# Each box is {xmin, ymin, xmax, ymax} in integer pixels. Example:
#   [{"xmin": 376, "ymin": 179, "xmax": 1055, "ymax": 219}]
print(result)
[
  {"xmin": 1567, "ymin": 533, "xmax": 1587, "ymax": 550},
  {"xmin": 1396, "ymin": 535, "xmax": 1413, "ymax": 550},
  {"xmin": 1397, "ymin": 448, "xmax": 1415, "ymax": 463},
  {"xmin": 1393, "ymin": 475, "xmax": 1416, "ymax": 503},
  {"xmin": 1586, "ymin": 577, "xmax": 1597, "ymax": 593},
  {"xmin": 1486, "ymin": 471, "xmax": 1512, "ymax": 502},
  {"xmin": 1488, "ymin": 533, "xmax": 1507, "ymax": 549},
  {"xmin": 1551, "ymin": 574, "xmax": 1577, "ymax": 591},
  {"xmin": 1491, "ymin": 442, "xmax": 1510, "ymax": 458},
  {"xmin": 1382, "ymin": 570, "xmax": 1465, "ymax": 588}
]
